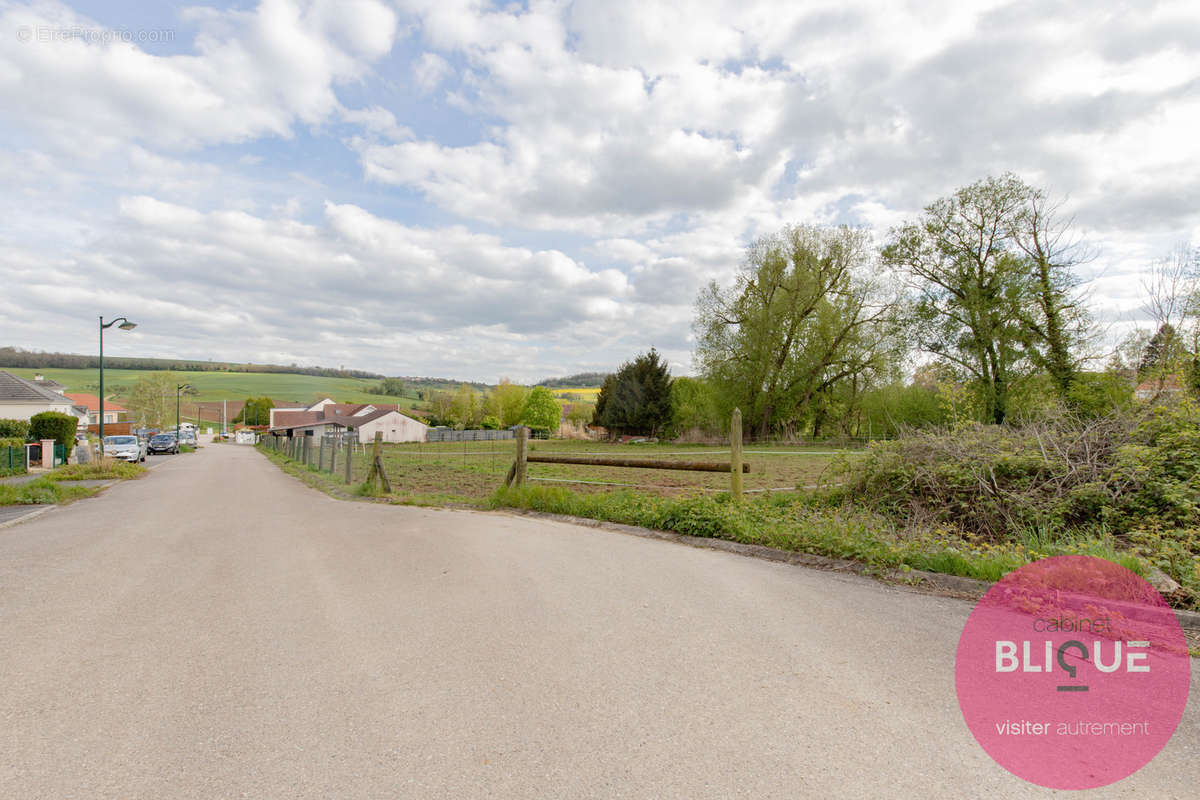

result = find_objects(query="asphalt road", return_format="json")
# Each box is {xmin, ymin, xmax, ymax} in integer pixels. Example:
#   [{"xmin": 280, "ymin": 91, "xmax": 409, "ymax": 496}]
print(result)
[{"xmin": 0, "ymin": 445, "xmax": 1195, "ymax": 799}]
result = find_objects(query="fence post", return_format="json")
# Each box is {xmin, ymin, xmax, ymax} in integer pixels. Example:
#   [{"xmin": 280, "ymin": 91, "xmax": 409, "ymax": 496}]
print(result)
[
  {"xmin": 514, "ymin": 425, "xmax": 528, "ymax": 487},
  {"xmin": 329, "ymin": 439, "xmax": 337, "ymax": 474},
  {"xmin": 345, "ymin": 437, "xmax": 353, "ymax": 484},
  {"xmin": 731, "ymin": 408, "xmax": 743, "ymax": 500}
]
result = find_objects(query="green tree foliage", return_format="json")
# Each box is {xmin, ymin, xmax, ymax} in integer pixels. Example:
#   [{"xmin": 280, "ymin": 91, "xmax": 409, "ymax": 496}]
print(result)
[
  {"xmin": 1137, "ymin": 324, "xmax": 1184, "ymax": 380},
  {"xmin": 0, "ymin": 347, "xmax": 381, "ymax": 379},
  {"xmin": 669, "ymin": 376, "xmax": 723, "ymax": 436},
  {"xmin": 366, "ymin": 377, "xmax": 406, "ymax": 396},
  {"xmin": 565, "ymin": 402, "xmax": 595, "ymax": 426},
  {"xmin": 234, "ymin": 396, "xmax": 276, "ymax": 425},
  {"xmin": 520, "ymin": 386, "xmax": 562, "ymax": 432},
  {"xmin": 485, "ymin": 379, "xmax": 530, "ymax": 428},
  {"xmin": 883, "ymin": 174, "xmax": 1091, "ymax": 424},
  {"xmin": 29, "ymin": 412, "xmax": 78, "ymax": 448},
  {"xmin": 426, "ymin": 390, "xmax": 454, "ymax": 427},
  {"xmin": 856, "ymin": 381, "xmax": 947, "ymax": 438},
  {"xmin": 1067, "ymin": 372, "xmax": 1134, "ymax": 418},
  {"xmin": 125, "ymin": 372, "xmax": 178, "ymax": 429},
  {"xmin": 0, "ymin": 419, "xmax": 31, "ymax": 440},
  {"xmin": 591, "ymin": 349, "xmax": 674, "ymax": 437},
  {"xmin": 695, "ymin": 224, "xmax": 901, "ymax": 439},
  {"xmin": 449, "ymin": 383, "xmax": 483, "ymax": 429}
]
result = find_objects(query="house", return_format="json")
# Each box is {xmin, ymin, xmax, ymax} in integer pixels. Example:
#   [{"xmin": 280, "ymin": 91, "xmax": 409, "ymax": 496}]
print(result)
[
  {"xmin": 0, "ymin": 370, "xmax": 80, "ymax": 421},
  {"xmin": 267, "ymin": 402, "xmax": 310, "ymax": 428},
  {"xmin": 1134, "ymin": 374, "xmax": 1184, "ymax": 402},
  {"xmin": 268, "ymin": 399, "xmax": 428, "ymax": 443},
  {"xmin": 30, "ymin": 374, "xmax": 67, "ymax": 393},
  {"xmin": 65, "ymin": 393, "xmax": 128, "ymax": 426}
]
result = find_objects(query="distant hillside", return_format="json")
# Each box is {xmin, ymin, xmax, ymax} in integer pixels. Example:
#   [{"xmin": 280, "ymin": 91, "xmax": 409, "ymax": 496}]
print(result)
[
  {"xmin": 397, "ymin": 376, "xmax": 492, "ymax": 394},
  {"xmin": 0, "ymin": 346, "xmax": 383, "ymax": 380},
  {"xmin": 536, "ymin": 371, "xmax": 610, "ymax": 388}
]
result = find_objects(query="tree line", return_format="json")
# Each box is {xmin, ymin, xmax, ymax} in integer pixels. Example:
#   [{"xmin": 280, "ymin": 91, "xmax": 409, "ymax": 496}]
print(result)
[
  {"xmin": 0, "ymin": 348, "xmax": 383, "ymax": 380},
  {"xmin": 593, "ymin": 174, "xmax": 1199, "ymax": 440}
]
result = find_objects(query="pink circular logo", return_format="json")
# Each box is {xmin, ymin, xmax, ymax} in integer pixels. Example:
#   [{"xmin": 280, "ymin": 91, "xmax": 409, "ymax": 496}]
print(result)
[{"xmin": 955, "ymin": 555, "xmax": 1191, "ymax": 789}]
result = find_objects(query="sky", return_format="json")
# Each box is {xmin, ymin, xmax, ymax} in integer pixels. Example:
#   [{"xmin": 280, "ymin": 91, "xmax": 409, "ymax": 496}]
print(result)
[{"xmin": 1, "ymin": 0, "xmax": 1198, "ymax": 383}]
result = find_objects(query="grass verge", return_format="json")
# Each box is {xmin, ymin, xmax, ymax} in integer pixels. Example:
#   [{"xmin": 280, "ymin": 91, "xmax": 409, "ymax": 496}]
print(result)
[
  {"xmin": 488, "ymin": 485, "xmax": 1169, "ymax": 602},
  {"xmin": 0, "ymin": 478, "xmax": 100, "ymax": 506},
  {"xmin": 47, "ymin": 461, "xmax": 146, "ymax": 481}
]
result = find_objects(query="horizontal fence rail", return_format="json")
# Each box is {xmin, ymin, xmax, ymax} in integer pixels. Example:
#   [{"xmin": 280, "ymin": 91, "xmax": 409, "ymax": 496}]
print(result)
[
  {"xmin": 526, "ymin": 454, "xmax": 750, "ymax": 473},
  {"xmin": 506, "ymin": 410, "xmax": 752, "ymax": 498}
]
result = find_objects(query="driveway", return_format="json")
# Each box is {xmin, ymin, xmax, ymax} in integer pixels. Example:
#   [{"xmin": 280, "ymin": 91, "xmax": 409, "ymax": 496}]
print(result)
[{"xmin": 0, "ymin": 444, "xmax": 1195, "ymax": 798}]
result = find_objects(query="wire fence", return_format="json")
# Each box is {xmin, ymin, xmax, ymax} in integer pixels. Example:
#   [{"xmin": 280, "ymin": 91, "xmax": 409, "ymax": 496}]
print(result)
[
  {"xmin": 258, "ymin": 431, "xmax": 856, "ymax": 500},
  {"xmin": 1, "ymin": 445, "xmax": 27, "ymax": 477},
  {"xmin": 425, "ymin": 428, "xmax": 515, "ymax": 442}
]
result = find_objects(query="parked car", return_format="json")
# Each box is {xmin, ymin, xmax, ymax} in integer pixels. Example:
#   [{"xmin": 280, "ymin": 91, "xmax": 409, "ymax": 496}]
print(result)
[
  {"xmin": 103, "ymin": 435, "xmax": 147, "ymax": 463},
  {"xmin": 147, "ymin": 433, "xmax": 179, "ymax": 455}
]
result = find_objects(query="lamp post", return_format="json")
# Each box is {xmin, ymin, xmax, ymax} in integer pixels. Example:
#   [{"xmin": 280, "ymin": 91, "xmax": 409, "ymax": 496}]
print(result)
[
  {"xmin": 176, "ymin": 383, "xmax": 191, "ymax": 451},
  {"xmin": 99, "ymin": 316, "xmax": 137, "ymax": 442}
]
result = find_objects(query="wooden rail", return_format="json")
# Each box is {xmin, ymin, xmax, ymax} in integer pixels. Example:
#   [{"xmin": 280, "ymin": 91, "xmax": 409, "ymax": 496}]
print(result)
[
  {"xmin": 526, "ymin": 454, "xmax": 749, "ymax": 473},
  {"xmin": 505, "ymin": 409, "xmax": 749, "ymax": 499}
]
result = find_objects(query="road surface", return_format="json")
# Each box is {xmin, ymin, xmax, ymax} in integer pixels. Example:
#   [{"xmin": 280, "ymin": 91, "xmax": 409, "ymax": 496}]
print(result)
[{"xmin": 0, "ymin": 445, "xmax": 1195, "ymax": 798}]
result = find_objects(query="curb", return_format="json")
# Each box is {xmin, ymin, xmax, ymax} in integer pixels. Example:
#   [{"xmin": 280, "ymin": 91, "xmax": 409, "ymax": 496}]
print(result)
[
  {"xmin": 0, "ymin": 504, "xmax": 57, "ymax": 530},
  {"xmin": 499, "ymin": 508, "xmax": 1200, "ymax": 634}
]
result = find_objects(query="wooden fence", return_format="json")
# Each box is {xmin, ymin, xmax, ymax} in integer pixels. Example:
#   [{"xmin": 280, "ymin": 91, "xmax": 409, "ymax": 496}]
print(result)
[{"xmin": 504, "ymin": 409, "xmax": 752, "ymax": 498}]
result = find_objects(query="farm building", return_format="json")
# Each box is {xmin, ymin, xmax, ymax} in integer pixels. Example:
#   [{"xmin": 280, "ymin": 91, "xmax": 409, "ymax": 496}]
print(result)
[{"xmin": 269, "ymin": 399, "xmax": 427, "ymax": 443}]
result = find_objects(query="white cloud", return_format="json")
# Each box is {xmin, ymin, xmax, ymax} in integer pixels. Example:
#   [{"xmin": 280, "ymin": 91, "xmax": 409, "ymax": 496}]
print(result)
[
  {"xmin": 0, "ymin": 0, "xmax": 399, "ymax": 149},
  {"xmin": 2, "ymin": 0, "xmax": 1199, "ymax": 381},
  {"xmin": 0, "ymin": 194, "xmax": 663, "ymax": 380},
  {"xmin": 412, "ymin": 51, "xmax": 451, "ymax": 93}
]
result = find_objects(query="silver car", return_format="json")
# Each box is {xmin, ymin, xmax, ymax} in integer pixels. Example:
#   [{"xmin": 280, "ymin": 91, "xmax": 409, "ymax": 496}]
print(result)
[{"xmin": 103, "ymin": 435, "xmax": 147, "ymax": 463}]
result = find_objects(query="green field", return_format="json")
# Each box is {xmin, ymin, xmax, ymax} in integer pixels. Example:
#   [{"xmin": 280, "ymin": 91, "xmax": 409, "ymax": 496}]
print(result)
[{"xmin": 4, "ymin": 367, "xmax": 423, "ymax": 408}]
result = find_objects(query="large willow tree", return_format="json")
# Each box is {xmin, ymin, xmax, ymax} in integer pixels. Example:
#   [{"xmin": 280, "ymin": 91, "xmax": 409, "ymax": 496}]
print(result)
[{"xmin": 694, "ymin": 224, "xmax": 901, "ymax": 439}]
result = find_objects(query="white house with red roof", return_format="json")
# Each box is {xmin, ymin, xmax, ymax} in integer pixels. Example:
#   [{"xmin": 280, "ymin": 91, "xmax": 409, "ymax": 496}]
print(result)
[{"xmin": 65, "ymin": 393, "xmax": 128, "ymax": 426}]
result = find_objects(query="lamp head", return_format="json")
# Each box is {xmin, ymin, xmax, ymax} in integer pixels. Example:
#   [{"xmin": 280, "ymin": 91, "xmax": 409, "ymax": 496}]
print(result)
[{"xmin": 118, "ymin": 321, "xmax": 137, "ymax": 330}]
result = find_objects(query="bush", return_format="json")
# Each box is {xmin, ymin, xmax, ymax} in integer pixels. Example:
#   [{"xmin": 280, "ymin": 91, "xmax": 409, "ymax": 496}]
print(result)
[
  {"xmin": 832, "ymin": 400, "xmax": 1200, "ymax": 606},
  {"xmin": 0, "ymin": 418, "xmax": 31, "ymax": 440},
  {"xmin": 28, "ymin": 412, "xmax": 79, "ymax": 450}
]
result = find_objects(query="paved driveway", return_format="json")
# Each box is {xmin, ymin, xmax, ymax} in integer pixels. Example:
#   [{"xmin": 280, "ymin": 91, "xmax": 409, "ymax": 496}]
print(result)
[{"xmin": 0, "ymin": 444, "xmax": 1195, "ymax": 798}]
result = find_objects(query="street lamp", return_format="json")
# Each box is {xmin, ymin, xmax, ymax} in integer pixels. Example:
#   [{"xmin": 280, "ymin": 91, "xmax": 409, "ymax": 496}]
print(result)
[
  {"xmin": 99, "ymin": 316, "xmax": 136, "ymax": 441},
  {"xmin": 176, "ymin": 383, "xmax": 191, "ymax": 449}
]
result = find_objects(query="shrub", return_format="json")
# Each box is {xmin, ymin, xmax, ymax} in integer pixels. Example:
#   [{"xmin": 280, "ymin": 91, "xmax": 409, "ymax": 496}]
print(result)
[
  {"xmin": 0, "ymin": 418, "xmax": 31, "ymax": 440},
  {"xmin": 831, "ymin": 400, "xmax": 1200, "ymax": 606},
  {"xmin": 28, "ymin": 412, "xmax": 80, "ymax": 450}
]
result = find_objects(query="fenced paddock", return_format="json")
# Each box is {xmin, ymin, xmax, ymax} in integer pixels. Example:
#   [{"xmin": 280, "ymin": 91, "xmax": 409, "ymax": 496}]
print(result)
[{"xmin": 261, "ymin": 433, "xmax": 862, "ymax": 502}]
